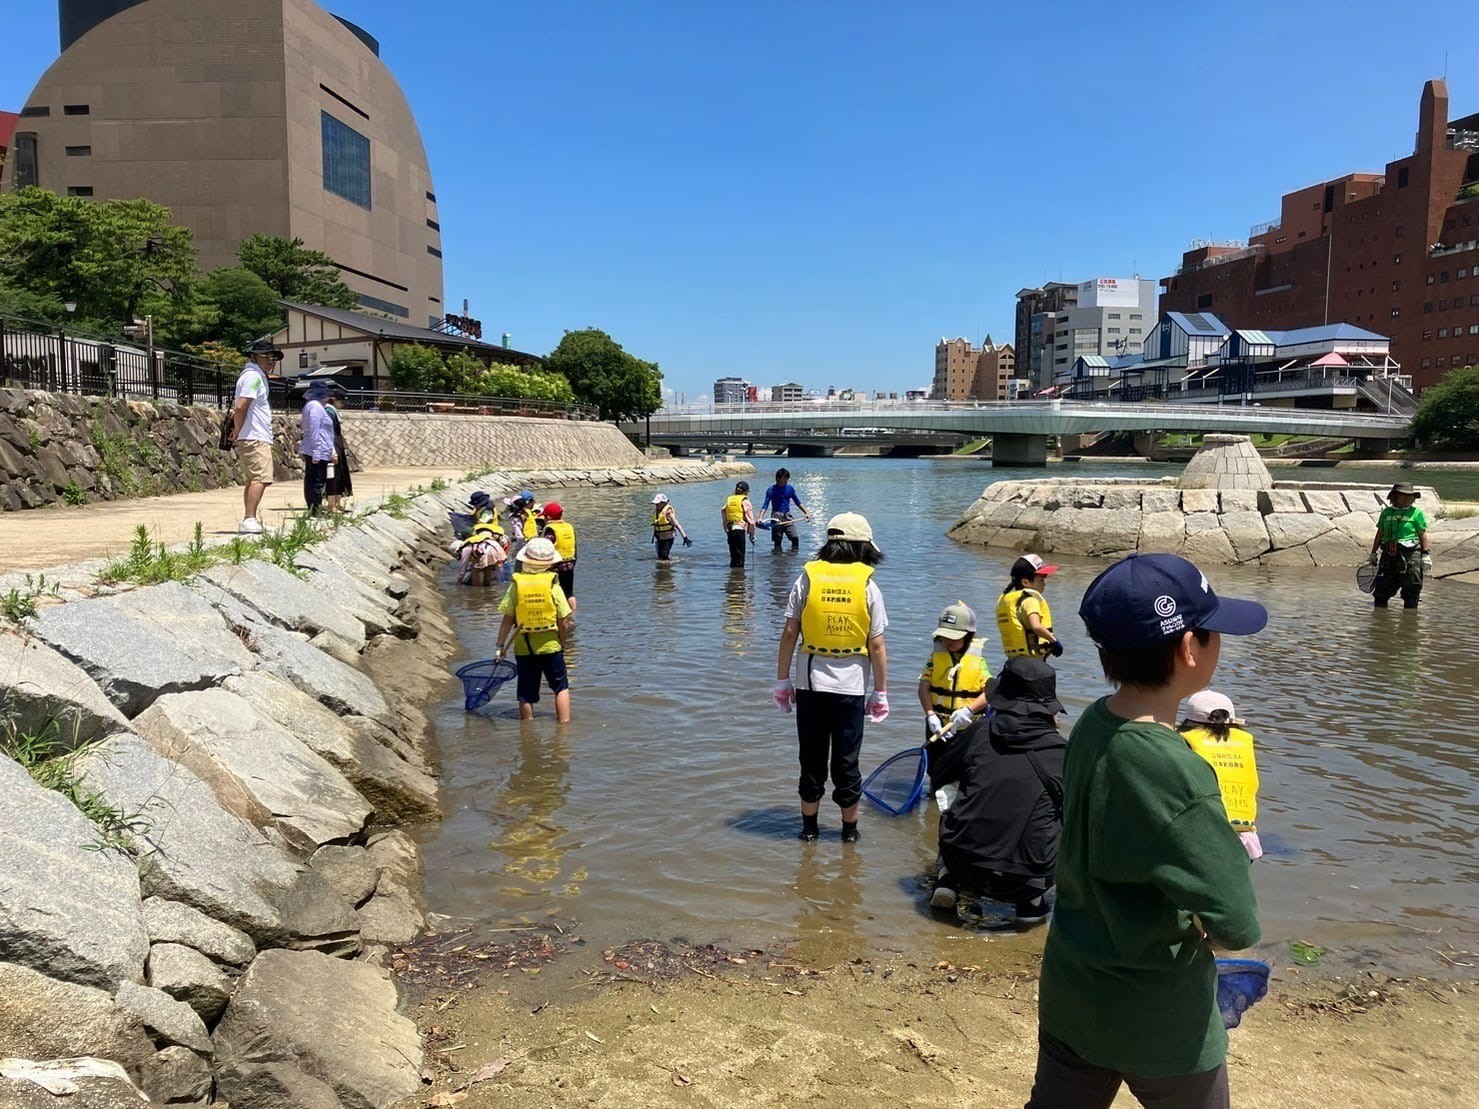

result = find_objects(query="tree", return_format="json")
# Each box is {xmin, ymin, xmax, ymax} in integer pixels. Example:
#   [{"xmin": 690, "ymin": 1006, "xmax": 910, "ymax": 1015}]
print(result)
[
  {"xmin": 0, "ymin": 187, "xmax": 197, "ymax": 333},
  {"xmin": 236, "ymin": 234, "xmax": 358, "ymax": 309},
  {"xmin": 192, "ymin": 267, "xmax": 284, "ymax": 349},
  {"xmin": 388, "ymin": 343, "xmax": 452, "ymax": 392},
  {"xmin": 1411, "ymin": 364, "xmax": 1479, "ymax": 450},
  {"xmin": 544, "ymin": 328, "xmax": 663, "ymax": 421},
  {"xmin": 467, "ymin": 363, "xmax": 575, "ymax": 402}
]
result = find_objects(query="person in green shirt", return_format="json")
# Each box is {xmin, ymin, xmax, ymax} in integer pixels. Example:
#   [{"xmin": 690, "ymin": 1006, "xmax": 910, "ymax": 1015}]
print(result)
[
  {"xmin": 1027, "ymin": 553, "xmax": 1266, "ymax": 1109},
  {"xmin": 1369, "ymin": 482, "xmax": 1431, "ymax": 609},
  {"xmin": 496, "ymin": 538, "xmax": 573, "ymax": 723}
]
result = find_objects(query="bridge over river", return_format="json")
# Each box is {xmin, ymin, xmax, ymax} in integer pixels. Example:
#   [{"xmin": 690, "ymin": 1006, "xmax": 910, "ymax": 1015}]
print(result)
[{"xmin": 625, "ymin": 400, "xmax": 1413, "ymax": 464}]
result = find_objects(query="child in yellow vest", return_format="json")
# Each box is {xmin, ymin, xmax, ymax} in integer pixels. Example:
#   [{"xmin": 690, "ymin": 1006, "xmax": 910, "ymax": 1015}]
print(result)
[
  {"xmin": 916, "ymin": 601, "xmax": 991, "ymax": 814},
  {"xmin": 496, "ymin": 538, "xmax": 573, "ymax": 722},
  {"xmin": 1177, "ymin": 690, "xmax": 1262, "ymax": 860}
]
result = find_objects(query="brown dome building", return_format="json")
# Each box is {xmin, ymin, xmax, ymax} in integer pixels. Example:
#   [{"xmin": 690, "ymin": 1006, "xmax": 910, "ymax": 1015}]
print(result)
[{"xmin": 5, "ymin": 0, "xmax": 444, "ymax": 326}]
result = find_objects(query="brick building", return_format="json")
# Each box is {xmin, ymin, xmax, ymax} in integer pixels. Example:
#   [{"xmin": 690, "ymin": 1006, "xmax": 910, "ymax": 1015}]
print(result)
[
  {"xmin": 932, "ymin": 336, "xmax": 978, "ymax": 399},
  {"xmin": 973, "ymin": 337, "xmax": 1016, "ymax": 400},
  {"xmin": 1160, "ymin": 80, "xmax": 1479, "ymax": 391}
]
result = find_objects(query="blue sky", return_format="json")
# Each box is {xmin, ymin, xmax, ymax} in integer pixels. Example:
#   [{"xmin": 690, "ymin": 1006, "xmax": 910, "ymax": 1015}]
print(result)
[{"xmin": 5, "ymin": 1, "xmax": 1476, "ymax": 399}]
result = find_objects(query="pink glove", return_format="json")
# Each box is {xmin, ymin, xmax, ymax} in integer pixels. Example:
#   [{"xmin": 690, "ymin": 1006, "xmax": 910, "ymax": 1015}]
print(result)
[
  {"xmin": 773, "ymin": 679, "xmax": 795, "ymax": 713},
  {"xmin": 866, "ymin": 690, "xmax": 889, "ymax": 723},
  {"xmin": 1239, "ymin": 830, "xmax": 1263, "ymax": 861}
]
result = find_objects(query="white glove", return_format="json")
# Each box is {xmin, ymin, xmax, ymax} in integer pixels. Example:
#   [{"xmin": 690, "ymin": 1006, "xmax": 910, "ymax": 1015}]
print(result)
[
  {"xmin": 773, "ymin": 679, "xmax": 795, "ymax": 713},
  {"xmin": 926, "ymin": 713, "xmax": 943, "ymax": 736},
  {"xmin": 949, "ymin": 707, "xmax": 976, "ymax": 731},
  {"xmin": 866, "ymin": 690, "xmax": 889, "ymax": 723},
  {"xmin": 1421, "ymin": 553, "xmax": 1433, "ymax": 571}
]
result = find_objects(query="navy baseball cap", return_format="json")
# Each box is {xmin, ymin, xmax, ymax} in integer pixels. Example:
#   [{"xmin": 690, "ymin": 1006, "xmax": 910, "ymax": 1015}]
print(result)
[{"xmin": 1079, "ymin": 553, "xmax": 1267, "ymax": 651}]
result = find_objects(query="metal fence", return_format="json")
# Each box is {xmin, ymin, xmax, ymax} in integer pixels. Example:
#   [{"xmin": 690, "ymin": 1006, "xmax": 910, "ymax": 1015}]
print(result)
[{"xmin": 0, "ymin": 313, "xmax": 600, "ymax": 420}]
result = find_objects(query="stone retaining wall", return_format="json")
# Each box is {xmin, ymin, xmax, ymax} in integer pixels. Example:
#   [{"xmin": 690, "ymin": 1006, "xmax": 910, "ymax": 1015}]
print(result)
[
  {"xmin": 947, "ymin": 477, "xmax": 1469, "ymax": 569},
  {"xmin": 340, "ymin": 411, "xmax": 645, "ymax": 469}
]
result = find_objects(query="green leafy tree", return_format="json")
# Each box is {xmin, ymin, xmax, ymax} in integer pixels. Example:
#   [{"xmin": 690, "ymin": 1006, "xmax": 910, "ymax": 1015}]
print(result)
[
  {"xmin": 0, "ymin": 187, "xmax": 197, "ymax": 333},
  {"xmin": 545, "ymin": 328, "xmax": 662, "ymax": 421},
  {"xmin": 181, "ymin": 339, "xmax": 246, "ymax": 373},
  {"xmin": 236, "ymin": 234, "xmax": 358, "ymax": 309},
  {"xmin": 191, "ymin": 267, "xmax": 284, "ymax": 349},
  {"xmin": 1411, "ymin": 364, "xmax": 1479, "ymax": 450},
  {"xmin": 467, "ymin": 363, "xmax": 575, "ymax": 402},
  {"xmin": 388, "ymin": 343, "xmax": 451, "ymax": 391}
]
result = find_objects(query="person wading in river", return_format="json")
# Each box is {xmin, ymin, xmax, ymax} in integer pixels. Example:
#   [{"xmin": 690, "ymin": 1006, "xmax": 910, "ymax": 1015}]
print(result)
[
  {"xmin": 541, "ymin": 502, "xmax": 578, "ymax": 613},
  {"xmin": 774, "ymin": 513, "xmax": 889, "ymax": 844},
  {"xmin": 997, "ymin": 554, "xmax": 1064, "ymax": 663},
  {"xmin": 1369, "ymin": 482, "xmax": 1431, "ymax": 609},
  {"xmin": 760, "ymin": 467, "xmax": 811, "ymax": 552},
  {"xmin": 722, "ymin": 481, "xmax": 757, "ymax": 569},
  {"xmin": 651, "ymin": 493, "xmax": 691, "ymax": 561},
  {"xmin": 496, "ymin": 538, "xmax": 572, "ymax": 723}
]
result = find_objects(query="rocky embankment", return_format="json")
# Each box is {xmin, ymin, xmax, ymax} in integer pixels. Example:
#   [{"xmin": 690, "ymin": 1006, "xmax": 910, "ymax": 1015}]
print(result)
[{"xmin": 0, "ymin": 460, "xmax": 747, "ymax": 1107}]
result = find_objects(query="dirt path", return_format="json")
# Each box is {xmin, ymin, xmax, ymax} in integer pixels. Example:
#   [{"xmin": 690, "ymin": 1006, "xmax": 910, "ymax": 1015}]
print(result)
[{"xmin": 397, "ymin": 942, "xmax": 1475, "ymax": 1108}]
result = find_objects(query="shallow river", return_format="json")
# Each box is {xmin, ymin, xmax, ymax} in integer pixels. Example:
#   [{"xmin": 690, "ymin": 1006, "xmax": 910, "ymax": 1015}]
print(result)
[{"xmin": 414, "ymin": 458, "xmax": 1479, "ymax": 973}]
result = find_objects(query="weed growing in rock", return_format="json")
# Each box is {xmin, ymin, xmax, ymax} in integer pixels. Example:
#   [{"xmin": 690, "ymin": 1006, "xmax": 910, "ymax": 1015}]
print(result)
[
  {"xmin": 258, "ymin": 514, "xmax": 328, "ymax": 575},
  {"xmin": 98, "ymin": 524, "xmax": 216, "ymax": 585},
  {"xmin": 428, "ymin": 477, "xmax": 450, "ymax": 492},
  {"xmin": 61, "ymin": 481, "xmax": 87, "ymax": 506},
  {"xmin": 1, "ymin": 717, "xmax": 151, "ymax": 854},
  {"xmin": 381, "ymin": 492, "xmax": 413, "ymax": 519},
  {"xmin": 1, "ymin": 574, "xmax": 60, "ymax": 622}
]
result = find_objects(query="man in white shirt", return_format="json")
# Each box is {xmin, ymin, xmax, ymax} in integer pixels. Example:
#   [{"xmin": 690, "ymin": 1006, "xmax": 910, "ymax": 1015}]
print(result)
[{"xmin": 228, "ymin": 339, "xmax": 279, "ymax": 534}]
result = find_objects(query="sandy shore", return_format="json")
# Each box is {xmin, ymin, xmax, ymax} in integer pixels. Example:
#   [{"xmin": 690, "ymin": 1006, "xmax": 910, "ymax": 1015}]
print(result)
[{"xmin": 395, "ymin": 936, "xmax": 1476, "ymax": 1108}]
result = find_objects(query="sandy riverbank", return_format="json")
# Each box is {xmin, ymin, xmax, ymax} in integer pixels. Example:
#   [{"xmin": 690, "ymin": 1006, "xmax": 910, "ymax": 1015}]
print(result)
[{"xmin": 398, "ymin": 944, "xmax": 1475, "ymax": 1108}]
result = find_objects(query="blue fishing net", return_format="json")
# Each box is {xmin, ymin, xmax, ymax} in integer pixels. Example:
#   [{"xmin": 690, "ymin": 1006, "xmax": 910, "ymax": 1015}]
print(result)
[
  {"xmin": 1216, "ymin": 958, "xmax": 1270, "ymax": 1028},
  {"xmin": 455, "ymin": 659, "xmax": 516, "ymax": 711},
  {"xmin": 862, "ymin": 746, "xmax": 928, "ymax": 815}
]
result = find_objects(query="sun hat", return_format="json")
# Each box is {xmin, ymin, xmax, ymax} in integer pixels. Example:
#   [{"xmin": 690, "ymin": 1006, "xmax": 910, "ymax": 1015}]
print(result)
[
  {"xmin": 543, "ymin": 502, "xmax": 563, "ymax": 520},
  {"xmin": 1185, "ymin": 689, "xmax": 1243, "ymax": 725},
  {"xmin": 303, "ymin": 383, "xmax": 331, "ymax": 402},
  {"xmin": 826, "ymin": 512, "xmax": 875, "ymax": 545},
  {"xmin": 652, "ymin": 493, "xmax": 670, "ymax": 504},
  {"xmin": 519, "ymin": 490, "xmax": 535, "ymax": 503},
  {"xmin": 517, "ymin": 537, "xmax": 558, "ymax": 565},
  {"xmin": 988, "ymin": 657, "xmax": 1065, "ymax": 716},
  {"xmin": 469, "ymin": 491, "xmax": 492, "ymax": 508},
  {"xmin": 245, "ymin": 338, "xmax": 283, "ymax": 358},
  {"xmin": 933, "ymin": 601, "xmax": 976, "ymax": 639},
  {"xmin": 1012, "ymin": 553, "xmax": 1059, "ymax": 580},
  {"xmin": 1079, "ymin": 553, "xmax": 1268, "ymax": 652},
  {"xmin": 1388, "ymin": 482, "xmax": 1419, "ymax": 499}
]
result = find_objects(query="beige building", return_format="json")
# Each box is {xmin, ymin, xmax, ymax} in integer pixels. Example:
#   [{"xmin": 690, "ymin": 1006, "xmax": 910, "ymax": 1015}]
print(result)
[
  {"xmin": 5, "ymin": 0, "xmax": 444, "ymax": 326},
  {"xmin": 933, "ymin": 336, "xmax": 978, "ymax": 400},
  {"xmin": 973, "ymin": 337, "xmax": 1016, "ymax": 401}
]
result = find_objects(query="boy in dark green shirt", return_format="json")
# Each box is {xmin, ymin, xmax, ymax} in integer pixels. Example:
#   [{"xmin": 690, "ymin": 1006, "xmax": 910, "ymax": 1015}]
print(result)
[{"xmin": 1027, "ymin": 553, "xmax": 1266, "ymax": 1109}]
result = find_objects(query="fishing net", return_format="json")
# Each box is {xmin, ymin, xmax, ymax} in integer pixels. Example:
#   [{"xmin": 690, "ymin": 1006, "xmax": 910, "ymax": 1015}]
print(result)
[
  {"xmin": 1216, "ymin": 958, "xmax": 1270, "ymax": 1028},
  {"xmin": 455, "ymin": 659, "xmax": 517, "ymax": 711},
  {"xmin": 1355, "ymin": 562, "xmax": 1379, "ymax": 594},
  {"xmin": 861, "ymin": 746, "xmax": 928, "ymax": 815}
]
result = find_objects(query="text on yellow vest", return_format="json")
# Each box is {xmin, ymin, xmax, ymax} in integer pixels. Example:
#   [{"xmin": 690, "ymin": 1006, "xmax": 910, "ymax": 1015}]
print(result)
[
  {"xmin": 724, "ymin": 494, "xmax": 746, "ymax": 525},
  {"xmin": 800, "ymin": 561, "xmax": 873, "ymax": 656},
  {"xmin": 1180, "ymin": 725, "xmax": 1259, "ymax": 828},
  {"xmin": 512, "ymin": 571, "xmax": 559, "ymax": 632},
  {"xmin": 996, "ymin": 587, "xmax": 1054, "ymax": 658},
  {"xmin": 546, "ymin": 520, "xmax": 577, "ymax": 561},
  {"xmin": 927, "ymin": 644, "xmax": 990, "ymax": 713}
]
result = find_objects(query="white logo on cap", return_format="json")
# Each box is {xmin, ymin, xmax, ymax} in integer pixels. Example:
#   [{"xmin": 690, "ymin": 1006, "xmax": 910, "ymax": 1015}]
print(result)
[
  {"xmin": 1154, "ymin": 595, "xmax": 1177, "ymax": 618},
  {"xmin": 1199, "ymin": 572, "xmax": 1209, "ymax": 593}
]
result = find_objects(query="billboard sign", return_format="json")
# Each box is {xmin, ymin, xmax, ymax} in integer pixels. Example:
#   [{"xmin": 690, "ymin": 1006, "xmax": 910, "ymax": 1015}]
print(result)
[{"xmin": 1078, "ymin": 276, "xmax": 1140, "ymax": 309}]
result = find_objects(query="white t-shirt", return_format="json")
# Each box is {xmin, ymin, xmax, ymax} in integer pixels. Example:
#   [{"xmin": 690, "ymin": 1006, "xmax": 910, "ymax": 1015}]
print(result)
[
  {"xmin": 234, "ymin": 363, "xmax": 273, "ymax": 443},
  {"xmin": 783, "ymin": 571, "xmax": 888, "ymax": 695}
]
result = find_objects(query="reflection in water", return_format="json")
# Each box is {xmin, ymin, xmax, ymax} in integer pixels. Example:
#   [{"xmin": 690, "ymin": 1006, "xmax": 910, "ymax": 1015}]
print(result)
[{"xmin": 416, "ymin": 458, "xmax": 1479, "ymax": 970}]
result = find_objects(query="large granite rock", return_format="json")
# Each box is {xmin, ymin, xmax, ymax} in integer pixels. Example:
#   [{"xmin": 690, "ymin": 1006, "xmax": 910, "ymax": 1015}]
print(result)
[
  {"xmin": 1219, "ymin": 510, "xmax": 1271, "ymax": 562},
  {"xmin": 292, "ymin": 553, "xmax": 413, "ymax": 640},
  {"xmin": 0, "ymin": 630, "xmax": 128, "ymax": 752},
  {"xmin": 114, "ymin": 981, "xmax": 212, "ymax": 1054},
  {"xmin": 138, "ymin": 1046, "xmax": 214, "ymax": 1106},
  {"xmin": 104, "ymin": 581, "xmax": 256, "ymax": 675},
  {"xmin": 1264, "ymin": 512, "xmax": 1333, "ymax": 550},
  {"xmin": 141, "ymin": 898, "xmax": 256, "ymax": 968},
  {"xmin": 309, "ymin": 845, "xmax": 378, "ymax": 907},
  {"xmin": 1137, "ymin": 511, "xmax": 1186, "ymax": 554},
  {"xmin": 0, "ymin": 1062, "xmax": 152, "ymax": 1108},
  {"xmin": 0, "ymin": 963, "xmax": 155, "ymax": 1079},
  {"xmin": 30, "ymin": 600, "xmax": 237, "ymax": 718},
  {"xmin": 213, "ymin": 950, "xmax": 421, "ymax": 1109},
  {"xmin": 133, "ymin": 689, "xmax": 371, "ymax": 852},
  {"xmin": 0, "ymin": 755, "xmax": 149, "ymax": 990},
  {"xmin": 250, "ymin": 626, "xmax": 396, "ymax": 730},
  {"xmin": 147, "ymin": 942, "xmax": 234, "ymax": 1024},
  {"xmin": 200, "ymin": 561, "xmax": 366, "ymax": 658}
]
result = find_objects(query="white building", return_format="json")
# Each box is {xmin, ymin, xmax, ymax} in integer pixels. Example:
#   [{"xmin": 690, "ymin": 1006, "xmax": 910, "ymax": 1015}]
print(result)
[
  {"xmin": 1050, "ymin": 277, "xmax": 1157, "ymax": 378},
  {"xmin": 713, "ymin": 376, "xmax": 750, "ymax": 404}
]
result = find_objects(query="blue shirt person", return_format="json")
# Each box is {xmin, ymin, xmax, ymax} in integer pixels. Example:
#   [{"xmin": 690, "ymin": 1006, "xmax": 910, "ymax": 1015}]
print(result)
[{"xmin": 760, "ymin": 467, "xmax": 811, "ymax": 551}]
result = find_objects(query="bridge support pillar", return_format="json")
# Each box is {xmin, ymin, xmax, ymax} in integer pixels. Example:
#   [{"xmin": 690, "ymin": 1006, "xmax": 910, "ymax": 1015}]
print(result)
[
  {"xmin": 669, "ymin": 444, "xmax": 690, "ymax": 457},
  {"xmin": 990, "ymin": 434, "xmax": 1049, "ymax": 467},
  {"xmin": 787, "ymin": 444, "xmax": 835, "ymax": 458}
]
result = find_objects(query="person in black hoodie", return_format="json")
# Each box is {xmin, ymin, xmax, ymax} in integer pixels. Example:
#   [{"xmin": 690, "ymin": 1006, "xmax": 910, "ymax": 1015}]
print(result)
[{"xmin": 928, "ymin": 657, "xmax": 1066, "ymax": 926}]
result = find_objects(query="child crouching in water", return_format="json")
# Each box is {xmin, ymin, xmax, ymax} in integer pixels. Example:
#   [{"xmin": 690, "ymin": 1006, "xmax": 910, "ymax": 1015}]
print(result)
[
  {"xmin": 1178, "ymin": 690, "xmax": 1262, "ymax": 860},
  {"xmin": 916, "ymin": 601, "xmax": 990, "ymax": 813},
  {"xmin": 455, "ymin": 516, "xmax": 507, "ymax": 587}
]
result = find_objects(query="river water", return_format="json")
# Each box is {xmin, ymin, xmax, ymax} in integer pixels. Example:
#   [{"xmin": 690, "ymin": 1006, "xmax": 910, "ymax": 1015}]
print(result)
[{"xmin": 414, "ymin": 458, "xmax": 1479, "ymax": 974}]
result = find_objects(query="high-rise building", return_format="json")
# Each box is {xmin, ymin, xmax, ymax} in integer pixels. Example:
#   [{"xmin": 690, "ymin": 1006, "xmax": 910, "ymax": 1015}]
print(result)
[
  {"xmin": 1014, "ymin": 282, "xmax": 1079, "ymax": 390},
  {"xmin": 714, "ymin": 376, "xmax": 750, "ymax": 404},
  {"xmin": 933, "ymin": 336, "xmax": 978, "ymax": 399},
  {"xmin": 1160, "ymin": 80, "xmax": 1479, "ymax": 391},
  {"xmin": 1049, "ymin": 277, "xmax": 1157, "ymax": 384},
  {"xmin": 973, "ymin": 337, "xmax": 1016, "ymax": 400},
  {"xmin": 4, "ymin": 0, "xmax": 444, "ymax": 325}
]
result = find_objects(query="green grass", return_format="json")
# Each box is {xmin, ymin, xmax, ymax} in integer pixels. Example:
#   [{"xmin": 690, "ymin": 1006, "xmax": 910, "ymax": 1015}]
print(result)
[
  {"xmin": 428, "ymin": 477, "xmax": 450, "ymax": 492},
  {"xmin": 99, "ymin": 524, "xmax": 216, "ymax": 585},
  {"xmin": 1, "ymin": 718, "xmax": 151, "ymax": 854},
  {"xmin": 1, "ymin": 574, "xmax": 59, "ymax": 623},
  {"xmin": 380, "ymin": 492, "xmax": 413, "ymax": 518},
  {"xmin": 61, "ymin": 481, "xmax": 87, "ymax": 506}
]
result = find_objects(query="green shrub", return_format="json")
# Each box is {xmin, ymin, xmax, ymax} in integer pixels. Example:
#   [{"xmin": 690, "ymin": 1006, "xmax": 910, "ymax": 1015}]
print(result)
[{"xmin": 1411, "ymin": 364, "xmax": 1479, "ymax": 450}]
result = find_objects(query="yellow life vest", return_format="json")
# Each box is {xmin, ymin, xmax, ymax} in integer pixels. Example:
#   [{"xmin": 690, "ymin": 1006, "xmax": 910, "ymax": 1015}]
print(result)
[
  {"xmin": 1180, "ymin": 725, "xmax": 1259, "ymax": 828},
  {"xmin": 512, "ymin": 570, "xmax": 559, "ymax": 632},
  {"xmin": 474, "ymin": 509, "xmax": 504, "ymax": 534},
  {"xmin": 996, "ymin": 588, "xmax": 1054, "ymax": 659},
  {"xmin": 653, "ymin": 506, "xmax": 675, "ymax": 538},
  {"xmin": 799, "ymin": 561, "xmax": 873, "ymax": 656},
  {"xmin": 926, "ymin": 644, "xmax": 990, "ymax": 714},
  {"xmin": 546, "ymin": 520, "xmax": 576, "ymax": 561},
  {"xmin": 464, "ymin": 525, "xmax": 502, "ymax": 550},
  {"xmin": 724, "ymin": 494, "xmax": 746, "ymax": 525},
  {"xmin": 519, "ymin": 507, "xmax": 540, "ymax": 539}
]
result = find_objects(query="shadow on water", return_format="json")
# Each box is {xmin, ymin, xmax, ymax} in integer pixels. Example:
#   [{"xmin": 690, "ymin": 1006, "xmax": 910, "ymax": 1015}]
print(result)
[{"xmin": 727, "ymin": 805, "xmax": 800, "ymax": 840}]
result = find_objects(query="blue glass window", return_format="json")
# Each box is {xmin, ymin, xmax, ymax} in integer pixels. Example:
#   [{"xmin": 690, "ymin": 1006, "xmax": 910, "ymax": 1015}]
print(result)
[{"xmin": 321, "ymin": 112, "xmax": 371, "ymax": 209}]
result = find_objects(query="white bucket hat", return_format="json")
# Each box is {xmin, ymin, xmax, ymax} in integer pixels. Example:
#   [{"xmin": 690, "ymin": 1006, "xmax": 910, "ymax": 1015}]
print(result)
[{"xmin": 517, "ymin": 537, "xmax": 559, "ymax": 565}]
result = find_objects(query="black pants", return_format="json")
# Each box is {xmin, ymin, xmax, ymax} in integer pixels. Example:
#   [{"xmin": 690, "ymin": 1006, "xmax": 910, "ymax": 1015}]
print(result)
[
  {"xmin": 771, "ymin": 518, "xmax": 799, "ymax": 550},
  {"xmin": 1025, "ymin": 1032, "xmax": 1229, "ymax": 1109},
  {"xmin": 1373, "ymin": 546, "xmax": 1422, "ymax": 608},
  {"xmin": 727, "ymin": 528, "xmax": 748, "ymax": 568},
  {"xmin": 556, "ymin": 564, "xmax": 575, "ymax": 599},
  {"xmin": 655, "ymin": 536, "xmax": 675, "ymax": 561},
  {"xmin": 796, "ymin": 689, "xmax": 865, "ymax": 808},
  {"xmin": 302, "ymin": 457, "xmax": 328, "ymax": 515}
]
